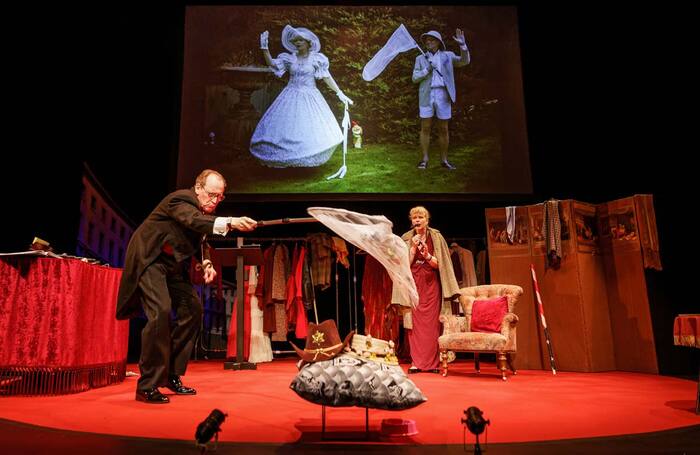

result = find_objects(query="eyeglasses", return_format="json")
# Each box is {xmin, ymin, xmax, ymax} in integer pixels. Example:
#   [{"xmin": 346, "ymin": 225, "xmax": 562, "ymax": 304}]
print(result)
[{"xmin": 200, "ymin": 186, "xmax": 225, "ymax": 202}]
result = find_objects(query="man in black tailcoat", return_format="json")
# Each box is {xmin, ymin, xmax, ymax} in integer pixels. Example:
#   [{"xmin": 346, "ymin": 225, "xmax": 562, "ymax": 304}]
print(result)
[{"xmin": 116, "ymin": 169, "xmax": 257, "ymax": 403}]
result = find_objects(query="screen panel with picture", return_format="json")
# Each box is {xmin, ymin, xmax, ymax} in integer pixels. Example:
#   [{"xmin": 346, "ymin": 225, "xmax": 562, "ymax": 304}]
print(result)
[{"xmin": 177, "ymin": 5, "xmax": 532, "ymax": 197}]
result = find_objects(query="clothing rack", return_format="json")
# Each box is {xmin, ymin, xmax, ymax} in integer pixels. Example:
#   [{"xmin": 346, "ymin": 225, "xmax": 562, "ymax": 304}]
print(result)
[
  {"xmin": 243, "ymin": 236, "xmax": 312, "ymax": 242},
  {"xmin": 213, "ymin": 236, "xmax": 312, "ymax": 243},
  {"xmin": 213, "ymin": 234, "xmax": 359, "ymax": 339}
]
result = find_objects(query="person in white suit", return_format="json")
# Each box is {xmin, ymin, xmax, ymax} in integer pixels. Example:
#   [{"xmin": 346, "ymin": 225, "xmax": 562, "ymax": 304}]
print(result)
[{"xmin": 412, "ymin": 29, "xmax": 470, "ymax": 170}]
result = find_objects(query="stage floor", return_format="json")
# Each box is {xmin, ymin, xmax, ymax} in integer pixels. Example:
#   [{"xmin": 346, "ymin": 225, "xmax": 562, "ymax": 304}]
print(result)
[{"xmin": 0, "ymin": 359, "xmax": 698, "ymax": 448}]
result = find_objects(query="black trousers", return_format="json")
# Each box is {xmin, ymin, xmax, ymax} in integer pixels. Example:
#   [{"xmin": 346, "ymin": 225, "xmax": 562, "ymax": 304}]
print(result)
[{"xmin": 136, "ymin": 254, "xmax": 202, "ymax": 391}]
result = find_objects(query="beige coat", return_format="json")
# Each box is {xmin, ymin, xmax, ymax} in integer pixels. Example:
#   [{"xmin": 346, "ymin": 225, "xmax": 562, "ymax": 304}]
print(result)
[{"xmin": 391, "ymin": 227, "xmax": 461, "ymax": 325}]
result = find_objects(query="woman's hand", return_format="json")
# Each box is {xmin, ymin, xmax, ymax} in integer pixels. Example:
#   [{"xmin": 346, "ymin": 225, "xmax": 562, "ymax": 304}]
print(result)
[
  {"xmin": 336, "ymin": 91, "xmax": 354, "ymax": 105},
  {"xmin": 412, "ymin": 235, "xmax": 427, "ymax": 256},
  {"xmin": 260, "ymin": 31, "xmax": 269, "ymax": 50}
]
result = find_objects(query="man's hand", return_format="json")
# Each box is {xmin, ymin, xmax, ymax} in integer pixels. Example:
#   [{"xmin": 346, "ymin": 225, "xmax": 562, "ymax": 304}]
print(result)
[
  {"xmin": 229, "ymin": 216, "xmax": 257, "ymax": 232},
  {"xmin": 453, "ymin": 28, "xmax": 467, "ymax": 48},
  {"xmin": 429, "ymin": 57, "xmax": 438, "ymax": 70},
  {"xmin": 203, "ymin": 263, "xmax": 217, "ymax": 284},
  {"xmin": 424, "ymin": 54, "xmax": 436, "ymax": 68}
]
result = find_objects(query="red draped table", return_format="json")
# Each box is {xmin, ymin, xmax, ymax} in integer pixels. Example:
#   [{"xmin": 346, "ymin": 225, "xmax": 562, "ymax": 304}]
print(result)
[
  {"xmin": 673, "ymin": 314, "xmax": 700, "ymax": 414},
  {"xmin": 0, "ymin": 256, "xmax": 129, "ymax": 395}
]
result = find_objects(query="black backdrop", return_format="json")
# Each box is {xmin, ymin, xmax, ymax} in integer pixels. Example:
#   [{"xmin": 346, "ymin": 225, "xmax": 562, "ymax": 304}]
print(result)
[{"xmin": 2, "ymin": 2, "xmax": 694, "ymax": 375}]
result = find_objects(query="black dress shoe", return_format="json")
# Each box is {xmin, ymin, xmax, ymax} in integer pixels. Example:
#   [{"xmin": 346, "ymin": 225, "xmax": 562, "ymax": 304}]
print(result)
[
  {"xmin": 135, "ymin": 387, "xmax": 169, "ymax": 404},
  {"xmin": 165, "ymin": 375, "xmax": 197, "ymax": 395}
]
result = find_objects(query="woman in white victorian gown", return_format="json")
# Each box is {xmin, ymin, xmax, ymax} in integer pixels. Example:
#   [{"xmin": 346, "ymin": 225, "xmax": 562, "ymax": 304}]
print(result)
[{"xmin": 250, "ymin": 25, "xmax": 353, "ymax": 168}]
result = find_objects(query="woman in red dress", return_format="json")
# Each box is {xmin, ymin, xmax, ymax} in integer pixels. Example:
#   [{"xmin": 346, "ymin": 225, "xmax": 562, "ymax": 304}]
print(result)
[{"xmin": 404, "ymin": 206, "xmax": 460, "ymax": 373}]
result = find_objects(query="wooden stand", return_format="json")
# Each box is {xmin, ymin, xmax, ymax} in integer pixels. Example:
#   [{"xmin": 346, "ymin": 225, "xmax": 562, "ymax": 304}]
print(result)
[
  {"xmin": 218, "ymin": 244, "xmax": 263, "ymax": 371},
  {"xmin": 321, "ymin": 405, "xmax": 369, "ymax": 440}
]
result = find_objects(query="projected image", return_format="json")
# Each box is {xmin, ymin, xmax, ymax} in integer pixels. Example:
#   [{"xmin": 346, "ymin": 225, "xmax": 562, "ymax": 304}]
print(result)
[{"xmin": 178, "ymin": 5, "xmax": 531, "ymax": 196}]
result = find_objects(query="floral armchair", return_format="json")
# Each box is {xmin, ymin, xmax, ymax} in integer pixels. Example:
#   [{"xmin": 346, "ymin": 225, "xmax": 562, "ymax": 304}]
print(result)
[{"xmin": 438, "ymin": 284, "xmax": 523, "ymax": 380}]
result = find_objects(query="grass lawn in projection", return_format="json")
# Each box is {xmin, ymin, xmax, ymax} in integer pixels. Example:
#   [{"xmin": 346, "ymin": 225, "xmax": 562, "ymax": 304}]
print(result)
[{"xmin": 220, "ymin": 136, "xmax": 501, "ymax": 194}]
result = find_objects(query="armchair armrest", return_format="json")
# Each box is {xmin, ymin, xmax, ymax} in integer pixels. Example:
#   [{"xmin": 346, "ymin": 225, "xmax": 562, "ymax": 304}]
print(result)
[
  {"xmin": 502, "ymin": 312, "xmax": 519, "ymax": 325},
  {"xmin": 440, "ymin": 315, "xmax": 466, "ymax": 336},
  {"xmin": 500, "ymin": 312, "xmax": 519, "ymax": 350}
]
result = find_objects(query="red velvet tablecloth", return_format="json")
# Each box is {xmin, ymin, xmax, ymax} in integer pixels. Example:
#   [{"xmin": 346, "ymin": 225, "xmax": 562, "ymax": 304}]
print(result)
[
  {"xmin": 673, "ymin": 314, "xmax": 700, "ymax": 414},
  {"xmin": 0, "ymin": 256, "xmax": 128, "ymax": 395},
  {"xmin": 674, "ymin": 315, "xmax": 700, "ymax": 349}
]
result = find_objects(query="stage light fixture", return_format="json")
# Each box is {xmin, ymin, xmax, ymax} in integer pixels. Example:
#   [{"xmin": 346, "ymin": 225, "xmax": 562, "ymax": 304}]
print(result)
[
  {"xmin": 461, "ymin": 406, "xmax": 490, "ymax": 454},
  {"xmin": 195, "ymin": 409, "xmax": 227, "ymax": 451}
]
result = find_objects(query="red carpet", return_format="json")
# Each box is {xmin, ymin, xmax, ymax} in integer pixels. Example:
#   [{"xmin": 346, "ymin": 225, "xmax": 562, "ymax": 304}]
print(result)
[{"xmin": 0, "ymin": 359, "xmax": 697, "ymax": 444}]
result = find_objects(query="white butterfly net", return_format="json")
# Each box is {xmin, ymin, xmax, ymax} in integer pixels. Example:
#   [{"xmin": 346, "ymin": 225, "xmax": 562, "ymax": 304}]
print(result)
[
  {"xmin": 362, "ymin": 24, "xmax": 419, "ymax": 82},
  {"xmin": 308, "ymin": 207, "xmax": 418, "ymax": 308}
]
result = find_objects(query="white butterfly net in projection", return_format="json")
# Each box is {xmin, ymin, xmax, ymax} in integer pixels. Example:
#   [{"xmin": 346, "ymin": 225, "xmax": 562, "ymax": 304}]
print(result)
[
  {"xmin": 362, "ymin": 24, "xmax": 419, "ymax": 81},
  {"xmin": 308, "ymin": 207, "xmax": 418, "ymax": 308}
]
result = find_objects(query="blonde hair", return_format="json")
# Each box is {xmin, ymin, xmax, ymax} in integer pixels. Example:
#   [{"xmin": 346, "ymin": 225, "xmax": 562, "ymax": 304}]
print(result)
[
  {"xmin": 409, "ymin": 206, "xmax": 430, "ymax": 221},
  {"xmin": 195, "ymin": 169, "xmax": 226, "ymax": 189}
]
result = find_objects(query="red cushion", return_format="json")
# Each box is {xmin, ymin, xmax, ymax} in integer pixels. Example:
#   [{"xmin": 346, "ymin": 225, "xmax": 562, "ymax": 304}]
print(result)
[{"xmin": 471, "ymin": 296, "xmax": 509, "ymax": 333}]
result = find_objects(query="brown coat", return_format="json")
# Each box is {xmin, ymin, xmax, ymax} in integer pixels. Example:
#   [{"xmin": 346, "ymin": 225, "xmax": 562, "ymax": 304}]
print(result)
[
  {"xmin": 116, "ymin": 189, "xmax": 216, "ymax": 319},
  {"xmin": 451, "ymin": 244, "xmax": 478, "ymax": 287}
]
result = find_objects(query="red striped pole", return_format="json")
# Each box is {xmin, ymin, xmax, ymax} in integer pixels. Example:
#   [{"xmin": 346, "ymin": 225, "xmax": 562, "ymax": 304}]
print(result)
[{"xmin": 530, "ymin": 264, "xmax": 557, "ymax": 375}]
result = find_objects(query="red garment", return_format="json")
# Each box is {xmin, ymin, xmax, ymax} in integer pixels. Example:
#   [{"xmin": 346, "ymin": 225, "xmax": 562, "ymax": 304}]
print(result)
[
  {"xmin": 362, "ymin": 255, "xmax": 399, "ymax": 345},
  {"xmin": 408, "ymin": 235, "xmax": 442, "ymax": 370},
  {"xmin": 162, "ymin": 241, "xmax": 175, "ymax": 256},
  {"xmin": 259, "ymin": 246, "xmax": 277, "ymax": 333},
  {"xmin": 226, "ymin": 266, "xmax": 252, "ymax": 360},
  {"xmin": 285, "ymin": 245, "xmax": 309, "ymax": 339}
]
